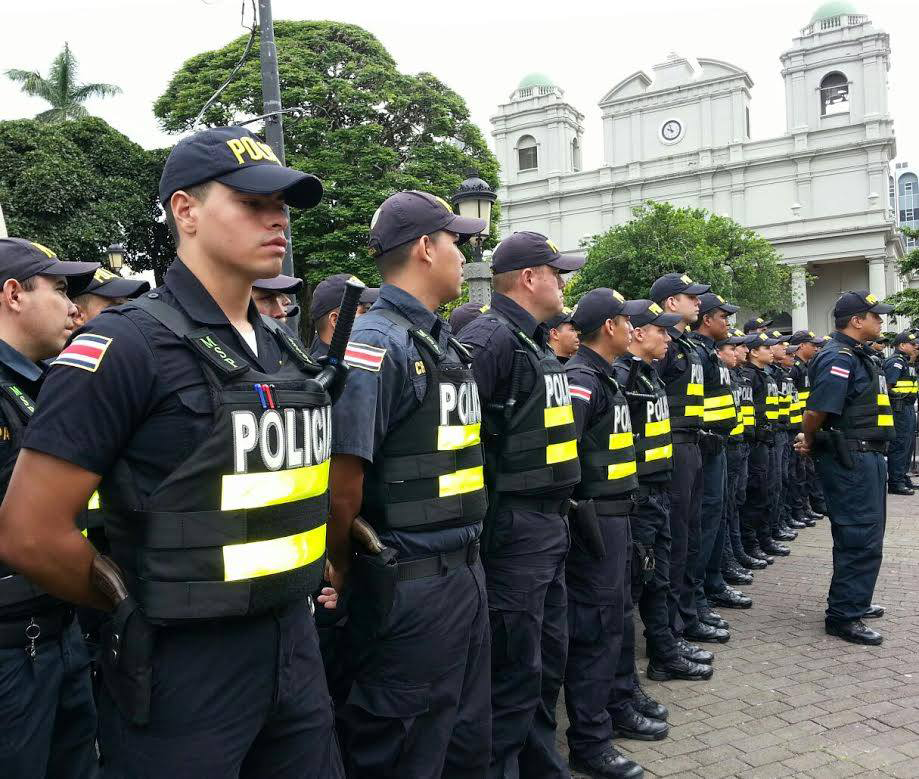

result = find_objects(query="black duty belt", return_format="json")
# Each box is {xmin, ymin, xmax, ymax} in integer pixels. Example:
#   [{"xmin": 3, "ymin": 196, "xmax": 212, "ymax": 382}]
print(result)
[
  {"xmin": 593, "ymin": 498, "xmax": 635, "ymax": 516},
  {"xmin": 636, "ymin": 484, "xmax": 666, "ymax": 497},
  {"xmin": 671, "ymin": 430, "xmax": 700, "ymax": 444},
  {"xmin": 0, "ymin": 607, "xmax": 74, "ymax": 650},
  {"xmin": 844, "ymin": 439, "xmax": 888, "ymax": 454},
  {"xmin": 398, "ymin": 541, "xmax": 480, "ymax": 582},
  {"xmin": 499, "ymin": 495, "xmax": 572, "ymax": 516}
]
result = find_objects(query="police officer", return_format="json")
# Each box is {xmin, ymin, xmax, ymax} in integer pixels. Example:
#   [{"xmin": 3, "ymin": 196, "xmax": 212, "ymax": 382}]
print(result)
[
  {"xmin": 786, "ymin": 331, "xmax": 824, "ymax": 525},
  {"xmin": 251, "ymin": 272, "xmax": 302, "ymax": 322},
  {"xmin": 547, "ymin": 308, "xmax": 579, "ymax": 363},
  {"xmin": 306, "ymin": 272, "xmax": 375, "ymax": 358},
  {"xmin": 687, "ymin": 293, "xmax": 752, "ymax": 613},
  {"xmin": 458, "ymin": 230, "xmax": 584, "ymax": 779},
  {"xmin": 742, "ymin": 316, "xmax": 773, "ymax": 335},
  {"xmin": 449, "ymin": 301, "xmax": 487, "ymax": 334},
  {"xmin": 797, "ymin": 290, "xmax": 894, "ymax": 645},
  {"xmin": 0, "ymin": 239, "xmax": 98, "ymax": 778},
  {"xmin": 71, "ymin": 267, "xmax": 150, "ymax": 328},
  {"xmin": 612, "ymin": 300, "xmax": 714, "ymax": 689},
  {"xmin": 766, "ymin": 332, "xmax": 796, "ymax": 549},
  {"xmin": 778, "ymin": 344, "xmax": 809, "ymax": 532},
  {"xmin": 869, "ymin": 334, "xmax": 890, "ymax": 362},
  {"xmin": 327, "ymin": 190, "xmax": 490, "ymax": 778},
  {"xmin": 650, "ymin": 273, "xmax": 728, "ymax": 644},
  {"xmin": 562, "ymin": 288, "xmax": 648, "ymax": 779},
  {"xmin": 0, "ymin": 126, "xmax": 344, "ymax": 777},
  {"xmin": 884, "ymin": 331, "xmax": 919, "ymax": 495}
]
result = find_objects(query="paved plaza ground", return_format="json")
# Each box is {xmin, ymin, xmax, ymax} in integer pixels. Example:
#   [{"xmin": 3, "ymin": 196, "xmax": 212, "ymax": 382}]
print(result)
[{"xmin": 559, "ymin": 492, "xmax": 919, "ymax": 778}]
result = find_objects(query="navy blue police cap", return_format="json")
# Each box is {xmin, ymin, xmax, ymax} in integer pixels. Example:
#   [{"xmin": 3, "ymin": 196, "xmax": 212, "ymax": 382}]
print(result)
[
  {"xmin": 745, "ymin": 332, "xmax": 780, "ymax": 348},
  {"xmin": 309, "ymin": 273, "xmax": 366, "ymax": 320},
  {"xmin": 369, "ymin": 191, "xmax": 485, "ymax": 256},
  {"xmin": 788, "ymin": 329, "xmax": 822, "ymax": 346},
  {"xmin": 82, "ymin": 267, "xmax": 150, "ymax": 299},
  {"xmin": 570, "ymin": 288, "xmax": 647, "ymax": 333},
  {"xmin": 832, "ymin": 289, "xmax": 893, "ymax": 318},
  {"xmin": 491, "ymin": 232, "xmax": 586, "ymax": 274},
  {"xmin": 698, "ymin": 292, "xmax": 740, "ymax": 316},
  {"xmin": 649, "ymin": 272, "xmax": 710, "ymax": 304},
  {"xmin": 546, "ymin": 308, "xmax": 574, "ymax": 330},
  {"xmin": 742, "ymin": 316, "xmax": 773, "ymax": 333},
  {"xmin": 629, "ymin": 300, "xmax": 683, "ymax": 329},
  {"xmin": 893, "ymin": 330, "xmax": 918, "ymax": 347},
  {"xmin": 252, "ymin": 273, "xmax": 303, "ymax": 294},
  {"xmin": 159, "ymin": 126, "xmax": 323, "ymax": 209},
  {"xmin": 0, "ymin": 238, "xmax": 99, "ymax": 296},
  {"xmin": 450, "ymin": 301, "xmax": 488, "ymax": 333}
]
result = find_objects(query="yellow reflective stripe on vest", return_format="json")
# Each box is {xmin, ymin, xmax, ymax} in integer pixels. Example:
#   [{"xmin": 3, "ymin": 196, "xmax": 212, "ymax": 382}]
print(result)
[
  {"xmin": 544, "ymin": 405, "xmax": 574, "ymax": 428},
  {"xmin": 798, "ymin": 390, "xmax": 810, "ymax": 402},
  {"xmin": 88, "ymin": 491, "xmax": 100, "ymax": 511},
  {"xmin": 546, "ymin": 439, "xmax": 578, "ymax": 464},
  {"xmin": 608, "ymin": 461, "xmax": 638, "ymax": 480},
  {"xmin": 879, "ymin": 414, "xmax": 894, "ymax": 427},
  {"xmin": 878, "ymin": 394, "xmax": 891, "ymax": 407},
  {"xmin": 439, "ymin": 465, "xmax": 485, "ymax": 498},
  {"xmin": 729, "ymin": 421, "xmax": 744, "ymax": 436},
  {"xmin": 222, "ymin": 524, "xmax": 326, "ymax": 582},
  {"xmin": 645, "ymin": 418, "xmax": 672, "ymax": 437},
  {"xmin": 609, "ymin": 432, "xmax": 633, "ymax": 450},
  {"xmin": 686, "ymin": 404, "xmax": 704, "ymax": 417},
  {"xmin": 645, "ymin": 443, "xmax": 673, "ymax": 462},
  {"xmin": 688, "ymin": 383, "xmax": 704, "ymax": 396},
  {"xmin": 703, "ymin": 395, "xmax": 736, "ymax": 422},
  {"xmin": 220, "ymin": 460, "xmax": 330, "ymax": 511},
  {"xmin": 437, "ymin": 423, "xmax": 481, "ymax": 451}
]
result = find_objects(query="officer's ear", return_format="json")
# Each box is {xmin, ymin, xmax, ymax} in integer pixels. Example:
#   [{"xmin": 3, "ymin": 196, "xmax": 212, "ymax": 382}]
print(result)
[
  {"xmin": 170, "ymin": 190, "xmax": 201, "ymax": 241},
  {"xmin": 328, "ymin": 309, "xmax": 339, "ymax": 330},
  {"xmin": 0, "ymin": 279, "xmax": 28, "ymax": 314}
]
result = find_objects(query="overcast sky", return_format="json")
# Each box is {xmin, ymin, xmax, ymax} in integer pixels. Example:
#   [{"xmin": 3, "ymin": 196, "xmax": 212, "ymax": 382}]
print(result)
[{"xmin": 2, "ymin": 0, "xmax": 916, "ymax": 173}]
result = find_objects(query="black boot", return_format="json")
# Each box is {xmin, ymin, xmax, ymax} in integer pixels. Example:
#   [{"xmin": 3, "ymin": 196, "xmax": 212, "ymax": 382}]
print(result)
[
  {"xmin": 570, "ymin": 746, "xmax": 645, "ymax": 778},
  {"xmin": 631, "ymin": 677, "xmax": 668, "ymax": 721},
  {"xmin": 611, "ymin": 705, "xmax": 670, "ymax": 741},
  {"xmin": 684, "ymin": 621, "xmax": 730, "ymax": 643},
  {"xmin": 676, "ymin": 637, "xmax": 714, "ymax": 664},
  {"xmin": 722, "ymin": 564, "xmax": 753, "ymax": 586},
  {"xmin": 647, "ymin": 655, "xmax": 714, "ymax": 681},
  {"xmin": 825, "ymin": 619, "xmax": 883, "ymax": 646},
  {"xmin": 708, "ymin": 586, "xmax": 753, "ymax": 609},
  {"xmin": 738, "ymin": 550, "xmax": 766, "ymax": 570},
  {"xmin": 698, "ymin": 606, "xmax": 729, "ymax": 630},
  {"xmin": 761, "ymin": 540, "xmax": 790, "ymax": 556}
]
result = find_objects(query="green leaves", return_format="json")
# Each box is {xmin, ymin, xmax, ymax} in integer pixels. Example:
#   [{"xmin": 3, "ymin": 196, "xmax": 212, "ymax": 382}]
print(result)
[
  {"xmin": 567, "ymin": 201, "xmax": 791, "ymax": 313},
  {"xmin": 153, "ymin": 20, "xmax": 499, "ymax": 288}
]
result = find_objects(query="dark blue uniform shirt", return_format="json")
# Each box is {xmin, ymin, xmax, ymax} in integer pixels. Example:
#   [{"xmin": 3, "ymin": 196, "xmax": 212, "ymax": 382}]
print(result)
[
  {"xmin": 331, "ymin": 283, "xmax": 478, "ymax": 558},
  {"xmin": 565, "ymin": 344, "xmax": 616, "ymax": 440},
  {"xmin": 656, "ymin": 326, "xmax": 693, "ymax": 385},
  {"xmin": 0, "ymin": 338, "xmax": 43, "ymax": 474},
  {"xmin": 883, "ymin": 351, "xmax": 911, "ymax": 388},
  {"xmin": 807, "ymin": 332, "xmax": 871, "ymax": 417},
  {"xmin": 309, "ymin": 336, "xmax": 329, "ymax": 360},
  {"xmin": 23, "ymin": 260, "xmax": 283, "ymax": 493}
]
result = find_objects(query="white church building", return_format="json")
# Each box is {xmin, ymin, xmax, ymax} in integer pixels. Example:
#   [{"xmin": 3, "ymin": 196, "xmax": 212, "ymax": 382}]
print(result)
[{"xmin": 490, "ymin": 1, "xmax": 905, "ymax": 332}]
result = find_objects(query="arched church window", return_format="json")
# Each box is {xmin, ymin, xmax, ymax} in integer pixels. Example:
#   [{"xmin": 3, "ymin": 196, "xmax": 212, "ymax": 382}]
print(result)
[
  {"xmin": 517, "ymin": 136, "xmax": 538, "ymax": 172},
  {"xmin": 571, "ymin": 138, "xmax": 581, "ymax": 172},
  {"xmin": 820, "ymin": 72, "xmax": 849, "ymax": 116}
]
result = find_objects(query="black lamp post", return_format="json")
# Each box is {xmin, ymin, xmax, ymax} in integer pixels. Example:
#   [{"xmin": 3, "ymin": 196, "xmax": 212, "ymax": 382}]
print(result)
[
  {"xmin": 451, "ymin": 169, "xmax": 497, "ymax": 261},
  {"xmin": 105, "ymin": 243, "xmax": 125, "ymax": 273}
]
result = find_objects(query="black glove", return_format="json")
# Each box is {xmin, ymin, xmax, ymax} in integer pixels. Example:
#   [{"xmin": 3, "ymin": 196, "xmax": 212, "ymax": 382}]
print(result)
[{"xmin": 315, "ymin": 356, "xmax": 351, "ymax": 405}]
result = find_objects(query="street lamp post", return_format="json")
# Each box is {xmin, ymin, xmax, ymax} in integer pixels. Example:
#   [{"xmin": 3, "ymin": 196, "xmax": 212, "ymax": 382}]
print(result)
[
  {"xmin": 452, "ymin": 170, "xmax": 497, "ymax": 306},
  {"xmin": 106, "ymin": 243, "xmax": 125, "ymax": 273}
]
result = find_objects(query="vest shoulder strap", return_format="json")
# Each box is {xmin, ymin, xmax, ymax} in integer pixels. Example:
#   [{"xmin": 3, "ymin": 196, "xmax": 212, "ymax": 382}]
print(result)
[
  {"xmin": 260, "ymin": 315, "xmax": 319, "ymax": 372},
  {"xmin": 481, "ymin": 310, "xmax": 543, "ymax": 357},
  {"xmin": 0, "ymin": 382, "xmax": 35, "ymax": 424},
  {"xmin": 130, "ymin": 295, "xmax": 250, "ymax": 378},
  {"xmin": 374, "ymin": 307, "xmax": 447, "ymax": 362}
]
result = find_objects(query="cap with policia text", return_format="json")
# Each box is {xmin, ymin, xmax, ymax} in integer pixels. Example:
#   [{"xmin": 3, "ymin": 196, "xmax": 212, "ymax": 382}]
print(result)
[
  {"xmin": 570, "ymin": 288, "xmax": 647, "ymax": 333},
  {"xmin": 649, "ymin": 272, "xmax": 710, "ymax": 303},
  {"xmin": 697, "ymin": 292, "xmax": 740, "ymax": 316},
  {"xmin": 491, "ymin": 231, "xmax": 586, "ymax": 274},
  {"xmin": 893, "ymin": 331, "xmax": 918, "ymax": 346},
  {"xmin": 449, "ymin": 301, "xmax": 487, "ymax": 333},
  {"xmin": 309, "ymin": 273, "xmax": 366, "ymax": 320},
  {"xmin": 82, "ymin": 267, "xmax": 150, "ymax": 299},
  {"xmin": 369, "ymin": 190, "xmax": 485, "ymax": 256},
  {"xmin": 746, "ymin": 332, "xmax": 780, "ymax": 348},
  {"xmin": 788, "ymin": 329, "xmax": 823, "ymax": 346},
  {"xmin": 832, "ymin": 289, "xmax": 894, "ymax": 318},
  {"xmin": 252, "ymin": 274, "xmax": 304, "ymax": 294},
  {"xmin": 159, "ymin": 126, "xmax": 323, "ymax": 209},
  {"xmin": 0, "ymin": 238, "xmax": 99, "ymax": 296},
  {"xmin": 743, "ymin": 316, "xmax": 773, "ymax": 333},
  {"xmin": 546, "ymin": 307, "xmax": 574, "ymax": 330}
]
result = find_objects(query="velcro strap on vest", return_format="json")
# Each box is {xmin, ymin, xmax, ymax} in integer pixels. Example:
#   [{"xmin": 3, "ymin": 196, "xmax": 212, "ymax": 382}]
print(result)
[
  {"xmin": 382, "ymin": 489, "xmax": 487, "ymax": 531},
  {"xmin": 593, "ymin": 498, "xmax": 634, "ymax": 516},
  {"xmin": 380, "ymin": 448, "xmax": 479, "ymax": 482}
]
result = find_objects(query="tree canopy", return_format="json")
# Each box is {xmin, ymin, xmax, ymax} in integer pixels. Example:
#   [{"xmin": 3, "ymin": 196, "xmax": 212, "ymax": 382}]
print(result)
[
  {"xmin": 5, "ymin": 43, "xmax": 121, "ymax": 123},
  {"xmin": 884, "ymin": 226, "xmax": 919, "ymax": 328},
  {"xmin": 154, "ymin": 20, "xmax": 500, "ymax": 287},
  {"xmin": 0, "ymin": 118, "xmax": 170, "ymax": 274},
  {"xmin": 566, "ymin": 201, "xmax": 792, "ymax": 313}
]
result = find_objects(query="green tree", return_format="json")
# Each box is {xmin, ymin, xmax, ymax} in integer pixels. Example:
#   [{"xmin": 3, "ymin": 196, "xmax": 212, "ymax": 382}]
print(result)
[
  {"xmin": 884, "ymin": 226, "xmax": 919, "ymax": 327},
  {"xmin": 153, "ymin": 20, "xmax": 500, "ymax": 288},
  {"xmin": 567, "ymin": 201, "xmax": 792, "ymax": 313},
  {"xmin": 5, "ymin": 43, "xmax": 121, "ymax": 123},
  {"xmin": 0, "ymin": 118, "xmax": 171, "ymax": 276}
]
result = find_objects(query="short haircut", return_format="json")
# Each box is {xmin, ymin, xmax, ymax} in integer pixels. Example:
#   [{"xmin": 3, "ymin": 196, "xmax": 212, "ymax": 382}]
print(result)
[
  {"xmin": 835, "ymin": 314, "xmax": 861, "ymax": 330},
  {"xmin": 164, "ymin": 181, "xmax": 213, "ymax": 246},
  {"xmin": 492, "ymin": 268, "xmax": 524, "ymax": 294},
  {"xmin": 19, "ymin": 276, "xmax": 37, "ymax": 292},
  {"xmin": 373, "ymin": 233, "xmax": 441, "ymax": 281}
]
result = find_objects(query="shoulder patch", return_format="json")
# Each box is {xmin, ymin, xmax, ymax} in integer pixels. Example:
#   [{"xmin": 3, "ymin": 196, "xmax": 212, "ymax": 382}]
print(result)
[
  {"xmin": 829, "ymin": 364, "xmax": 851, "ymax": 380},
  {"xmin": 53, "ymin": 334, "xmax": 113, "ymax": 373},
  {"xmin": 569, "ymin": 384, "xmax": 592, "ymax": 403},
  {"xmin": 345, "ymin": 341, "xmax": 387, "ymax": 372}
]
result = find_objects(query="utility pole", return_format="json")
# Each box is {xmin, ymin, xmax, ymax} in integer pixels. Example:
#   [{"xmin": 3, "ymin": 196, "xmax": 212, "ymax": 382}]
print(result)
[{"xmin": 258, "ymin": 0, "xmax": 294, "ymax": 279}]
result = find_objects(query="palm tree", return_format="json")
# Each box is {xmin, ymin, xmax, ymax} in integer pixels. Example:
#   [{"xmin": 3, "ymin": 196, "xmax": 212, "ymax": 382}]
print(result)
[{"xmin": 5, "ymin": 43, "xmax": 121, "ymax": 123}]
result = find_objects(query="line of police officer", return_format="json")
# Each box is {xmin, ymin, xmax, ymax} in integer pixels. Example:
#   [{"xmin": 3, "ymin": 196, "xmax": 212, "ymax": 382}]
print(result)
[{"xmin": 0, "ymin": 123, "xmax": 910, "ymax": 779}]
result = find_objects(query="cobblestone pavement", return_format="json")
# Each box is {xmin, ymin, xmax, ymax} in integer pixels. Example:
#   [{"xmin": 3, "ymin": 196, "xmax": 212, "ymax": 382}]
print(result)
[{"xmin": 558, "ymin": 492, "xmax": 919, "ymax": 778}]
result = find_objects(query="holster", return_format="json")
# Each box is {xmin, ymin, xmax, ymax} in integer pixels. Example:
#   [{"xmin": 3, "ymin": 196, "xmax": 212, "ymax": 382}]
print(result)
[
  {"xmin": 349, "ymin": 546, "xmax": 399, "ymax": 639},
  {"xmin": 815, "ymin": 430, "xmax": 855, "ymax": 470},
  {"xmin": 632, "ymin": 541, "xmax": 655, "ymax": 584},
  {"xmin": 699, "ymin": 431, "xmax": 724, "ymax": 455},
  {"xmin": 99, "ymin": 596, "xmax": 155, "ymax": 726},
  {"xmin": 572, "ymin": 499, "xmax": 606, "ymax": 560}
]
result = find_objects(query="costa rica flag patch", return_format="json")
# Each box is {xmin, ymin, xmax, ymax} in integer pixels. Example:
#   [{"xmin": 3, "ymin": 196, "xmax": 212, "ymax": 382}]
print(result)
[
  {"xmin": 53, "ymin": 334, "xmax": 113, "ymax": 372},
  {"xmin": 344, "ymin": 342, "xmax": 386, "ymax": 372}
]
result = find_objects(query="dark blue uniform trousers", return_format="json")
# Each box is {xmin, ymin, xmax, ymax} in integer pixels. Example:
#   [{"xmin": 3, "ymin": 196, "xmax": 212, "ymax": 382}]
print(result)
[
  {"xmin": 740, "ymin": 441, "xmax": 773, "ymax": 551},
  {"xmin": 723, "ymin": 442, "xmax": 748, "ymax": 562},
  {"xmin": 343, "ymin": 560, "xmax": 491, "ymax": 779},
  {"xmin": 666, "ymin": 441, "xmax": 703, "ymax": 635},
  {"xmin": 815, "ymin": 451, "xmax": 887, "ymax": 623},
  {"xmin": 98, "ymin": 602, "xmax": 343, "ymax": 779},
  {"xmin": 0, "ymin": 619, "xmax": 97, "ymax": 779},
  {"xmin": 770, "ymin": 431, "xmax": 789, "ymax": 534},
  {"xmin": 695, "ymin": 447, "xmax": 727, "ymax": 606},
  {"xmin": 563, "ymin": 511, "xmax": 629, "ymax": 761},
  {"xmin": 889, "ymin": 405, "xmax": 917, "ymax": 487},
  {"xmin": 486, "ymin": 507, "xmax": 569, "ymax": 779}
]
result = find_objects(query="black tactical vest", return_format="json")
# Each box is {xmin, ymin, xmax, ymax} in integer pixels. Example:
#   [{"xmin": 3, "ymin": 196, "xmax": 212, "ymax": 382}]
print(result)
[
  {"xmin": 567, "ymin": 366, "xmax": 638, "ymax": 499},
  {"xmin": 835, "ymin": 348, "xmax": 896, "ymax": 443},
  {"xmin": 746, "ymin": 363, "xmax": 778, "ymax": 441},
  {"xmin": 481, "ymin": 314, "xmax": 580, "ymax": 496},
  {"xmin": 613, "ymin": 358, "xmax": 673, "ymax": 480},
  {"xmin": 101, "ymin": 296, "xmax": 331, "ymax": 623},
  {"xmin": 662, "ymin": 333, "xmax": 704, "ymax": 431},
  {"xmin": 689, "ymin": 334, "xmax": 737, "ymax": 434},
  {"xmin": 887, "ymin": 354, "xmax": 919, "ymax": 401},
  {"xmin": 729, "ymin": 368, "xmax": 752, "ymax": 441},
  {"xmin": 362, "ymin": 310, "xmax": 487, "ymax": 531}
]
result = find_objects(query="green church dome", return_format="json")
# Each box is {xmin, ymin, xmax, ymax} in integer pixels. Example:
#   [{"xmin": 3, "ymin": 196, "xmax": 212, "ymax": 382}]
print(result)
[
  {"xmin": 810, "ymin": 1, "xmax": 859, "ymax": 23},
  {"xmin": 518, "ymin": 73, "xmax": 555, "ymax": 90}
]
